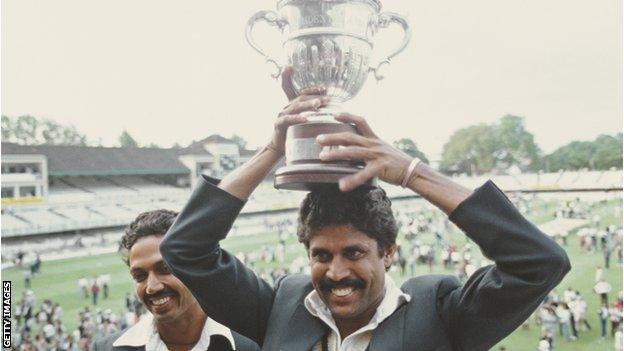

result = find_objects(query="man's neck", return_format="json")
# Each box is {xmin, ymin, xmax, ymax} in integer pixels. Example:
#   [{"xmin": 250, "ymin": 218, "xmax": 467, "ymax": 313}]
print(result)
[
  {"xmin": 156, "ymin": 310, "xmax": 207, "ymax": 350},
  {"xmin": 335, "ymin": 297, "xmax": 384, "ymax": 339}
]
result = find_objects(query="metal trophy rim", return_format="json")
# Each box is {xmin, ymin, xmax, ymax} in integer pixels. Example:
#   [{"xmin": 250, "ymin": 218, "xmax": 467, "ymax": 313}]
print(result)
[{"xmin": 276, "ymin": 0, "xmax": 382, "ymax": 11}]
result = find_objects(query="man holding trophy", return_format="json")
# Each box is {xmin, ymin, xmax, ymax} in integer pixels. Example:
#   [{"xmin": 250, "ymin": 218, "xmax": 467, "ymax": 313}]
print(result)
[{"xmin": 160, "ymin": 1, "xmax": 570, "ymax": 350}]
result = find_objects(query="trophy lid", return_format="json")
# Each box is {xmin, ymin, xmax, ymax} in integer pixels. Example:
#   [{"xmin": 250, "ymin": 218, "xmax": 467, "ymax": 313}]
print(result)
[{"xmin": 277, "ymin": 0, "xmax": 382, "ymax": 11}]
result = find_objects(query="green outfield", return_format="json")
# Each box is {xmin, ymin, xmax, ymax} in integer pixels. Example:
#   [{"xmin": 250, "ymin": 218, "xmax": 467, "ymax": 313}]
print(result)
[{"xmin": 3, "ymin": 197, "xmax": 622, "ymax": 350}]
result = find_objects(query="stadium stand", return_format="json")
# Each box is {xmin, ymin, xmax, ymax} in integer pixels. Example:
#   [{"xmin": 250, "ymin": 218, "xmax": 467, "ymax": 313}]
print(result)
[{"xmin": 2, "ymin": 139, "xmax": 622, "ymax": 240}]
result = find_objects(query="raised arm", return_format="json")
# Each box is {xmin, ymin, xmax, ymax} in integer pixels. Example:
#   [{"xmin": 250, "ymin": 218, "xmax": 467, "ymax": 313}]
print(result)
[
  {"xmin": 160, "ymin": 68, "xmax": 331, "ymax": 345},
  {"xmin": 317, "ymin": 114, "xmax": 571, "ymax": 349}
]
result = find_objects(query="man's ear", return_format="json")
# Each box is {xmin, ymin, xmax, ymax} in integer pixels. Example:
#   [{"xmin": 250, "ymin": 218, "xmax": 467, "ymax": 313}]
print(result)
[{"xmin": 383, "ymin": 244, "xmax": 397, "ymax": 269}]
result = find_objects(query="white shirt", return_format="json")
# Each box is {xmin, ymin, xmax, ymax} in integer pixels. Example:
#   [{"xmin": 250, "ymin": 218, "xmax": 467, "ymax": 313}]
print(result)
[
  {"xmin": 113, "ymin": 313, "xmax": 235, "ymax": 351},
  {"xmin": 304, "ymin": 275, "xmax": 410, "ymax": 351}
]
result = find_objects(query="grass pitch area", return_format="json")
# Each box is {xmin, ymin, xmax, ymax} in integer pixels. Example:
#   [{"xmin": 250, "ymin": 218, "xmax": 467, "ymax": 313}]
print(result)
[{"xmin": 3, "ymin": 197, "xmax": 622, "ymax": 350}]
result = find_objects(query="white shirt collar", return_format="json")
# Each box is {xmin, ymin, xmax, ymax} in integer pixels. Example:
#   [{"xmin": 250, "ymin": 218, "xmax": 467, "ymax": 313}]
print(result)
[
  {"xmin": 304, "ymin": 274, "xmax": 410, "ymax": 339},
  {"xmin": 113, "ymin": 313, "xmax": 235, "ymax": 351}
]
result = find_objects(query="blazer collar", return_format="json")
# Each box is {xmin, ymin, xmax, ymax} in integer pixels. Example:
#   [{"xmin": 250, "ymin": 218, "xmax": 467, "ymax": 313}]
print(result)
[
  {"xmin": 281, "ymin": 303, "xmax": 327, "ymax": 350},
  {"xmin": 113, "ymin": 313, "xmax": 235, "ymax": 350}
]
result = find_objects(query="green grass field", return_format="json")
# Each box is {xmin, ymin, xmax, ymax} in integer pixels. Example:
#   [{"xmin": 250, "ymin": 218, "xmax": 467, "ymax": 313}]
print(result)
[{"xmin": 3, "ymin": 197, "xmax": 622, "ymax": 350}]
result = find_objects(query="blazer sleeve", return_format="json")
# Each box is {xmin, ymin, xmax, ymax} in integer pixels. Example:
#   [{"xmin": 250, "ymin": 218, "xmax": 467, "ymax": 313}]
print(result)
[
  {"xmin": 160, "ymin": 176, "xmax": 275, "ymax": 346},
  {"xmin": 437, "ymin": 180, "xmax": 571, "ymax": 351}
]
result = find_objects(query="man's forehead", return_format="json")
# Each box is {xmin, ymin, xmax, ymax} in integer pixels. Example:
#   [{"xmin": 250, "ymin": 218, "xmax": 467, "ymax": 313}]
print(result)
[
  {"xmin": 309, "ymin": 225, "xmax": 376, "ymax": 248},
  {"xmin": 128, "ymin": 235, "xmax": 164, "ymax": 268}
]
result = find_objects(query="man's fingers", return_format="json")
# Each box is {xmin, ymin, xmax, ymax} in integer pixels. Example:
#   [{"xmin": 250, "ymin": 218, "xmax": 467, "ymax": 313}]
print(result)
[
  {"xmin": 339, "ymin": 164, "xmax": 382, "ymax": 192},
  {"xmin": 281, "ymin": 67, "xmax": 298, "ymax": 101},
  {"xmin": 319, "ymin": 146, "xmax": 370, "ymax": 162},
  {"xmin": 300, "ymin": 86, "xmax": 327, "ymax": 96},
  {"xmin": 275, "ymin": 114, "xmax": 308, "ymax": 129},
  {"xmin": 334, "ymin": 113, "xmax": 376, "ymax": 138},
  {"xmin": 281, "ymin": 97, "xmax": 330, "ymax": 115},
  {"xmin": 316, "ymin": 132, "xmax": 371, "ymax": 147}
]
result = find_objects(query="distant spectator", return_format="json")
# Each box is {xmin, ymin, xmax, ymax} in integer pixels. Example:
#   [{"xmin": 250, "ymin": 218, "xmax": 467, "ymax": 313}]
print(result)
[
  {"xmin": 90, "ymin": 280, "xmax": 100, "ymax": 306},
  {"xmin": 23, "ymin": 270, "xmax": 31, "ymax": 289},
  {"xmin": 595, "ymin": 279, "xmax": 612, "ymax": 305},
  {"xmin": 599, "ymin": 303, "xmax": 610, "ymax": 339},
  {"xmin": 610, "ymin": 303, "xmax": 623, "ymax": 337},
  {"xmin": 78, "ymin": 277, "xmax": 89, "ymax": 299}
]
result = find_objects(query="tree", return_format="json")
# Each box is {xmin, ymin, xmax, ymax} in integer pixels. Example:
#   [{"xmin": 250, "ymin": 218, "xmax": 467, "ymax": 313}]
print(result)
[
  {"xmin": 14, "ymin": 115, "xmax": 40, "ymax": 145},
  {"xmin": 230, "ymin": 134, "xmax": 248, "ymax": 151},
  {"xmin": 393, "ymin": 138, "xmax": 429, "ymax": 164},
  {"xmin": 1, "ymin": 115, "xmax": 88, "ymax": 145},
  {"xmin": 494, "ymin": 115, "xmax": 542, "ymax": 172},
  {"xmin": 1, "ymin": 115, "xmax": 12, "ymax": 140},
  {"xmin": 439, "ymin": 115, "xmax": 541, "ymax": 175},
  {"xmin": 440, "ymin": 124, "xmax": 498, "ymax": 175},
  {"xmin": 118, "ymin": 130, "xmax": 138, "ymax": 147},
  {"xmin": 592, "ymin": 133, "xmax": 622, "ymax": 169},
  {"xmin": 543, "ymin": 133, "xmax": 622, "ymax": 171}
]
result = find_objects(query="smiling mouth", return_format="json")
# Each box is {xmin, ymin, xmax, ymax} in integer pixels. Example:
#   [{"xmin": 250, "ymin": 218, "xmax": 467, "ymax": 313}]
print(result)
[
  {"xmin": 148, "ymin": 295, "xmax": 174, "ymax": 308},
  {"xmin": 332, "ymin": 287, "xmax": 355, "ymax": 298}
]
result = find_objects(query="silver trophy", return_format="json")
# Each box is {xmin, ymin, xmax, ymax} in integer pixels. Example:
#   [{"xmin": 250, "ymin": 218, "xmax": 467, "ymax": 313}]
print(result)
[{"xmin": 246, "ymin": 0, "xmax": 411, "ymax": 190}]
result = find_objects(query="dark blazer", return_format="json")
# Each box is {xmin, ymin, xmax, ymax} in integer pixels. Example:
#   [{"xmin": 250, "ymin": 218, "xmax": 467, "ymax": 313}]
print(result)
[
  {"xmin": 161, "ymin": 178, "xmax": 571, "ymax": 351},
  {"xmin": 90, "ymin": 328, "xmax": 260, "ymax": 351}
]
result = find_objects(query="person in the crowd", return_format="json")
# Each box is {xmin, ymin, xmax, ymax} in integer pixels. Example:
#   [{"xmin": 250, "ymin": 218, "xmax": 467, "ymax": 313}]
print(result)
[
  {"xmin": 159, "ymin": 68, "xmax": 570, "ymax": 351},
  {"xmin": 90, "ymin": 209, "xmax": 259, "ymax": 351},
  {"xmin": 598, "ymin": 303, "xmax": 610, "ymax": 339}
]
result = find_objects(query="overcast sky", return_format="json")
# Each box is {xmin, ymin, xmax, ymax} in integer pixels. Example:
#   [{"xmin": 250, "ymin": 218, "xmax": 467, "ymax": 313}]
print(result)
[{"xmin": 2, "ymin": 0, "xmax": 622, "ymax": 157}]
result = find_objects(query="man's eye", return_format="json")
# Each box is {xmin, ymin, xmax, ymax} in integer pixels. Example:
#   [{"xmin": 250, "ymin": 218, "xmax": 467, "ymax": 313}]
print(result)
[
  {"xmin": 345, "ymin": 250, "xmax": 364, "ymax": 260},
  {"xmin": 313, "ymin": 252, "xmax": 331, "ymax": 262},
  {"xmin": 132, "ymin": 273, "xmax": 146, "ymax": 282},
  {"xmin": 158, "ymin": 265, "xmax": 171, "ymax": 274}
]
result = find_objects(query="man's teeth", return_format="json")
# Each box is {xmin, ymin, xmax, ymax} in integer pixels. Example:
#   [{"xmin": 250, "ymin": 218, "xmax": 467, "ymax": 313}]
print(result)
[
  {"xmin": 331, "ymin": 287, "xmax": 355, "ymax": 297},
  {"xmin": 151, "ymin": 296, "xmax": 172, "ymax": 306}
]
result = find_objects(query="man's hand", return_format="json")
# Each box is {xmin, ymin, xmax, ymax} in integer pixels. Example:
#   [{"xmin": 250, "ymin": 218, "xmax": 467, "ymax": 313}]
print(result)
[
  {"xmin": 268, "ymin": 67, "xmax": 330, "ymax": 155},
  {"xmin": 316, "ymin": 113, "xmax": 412, "ymax": 192}
]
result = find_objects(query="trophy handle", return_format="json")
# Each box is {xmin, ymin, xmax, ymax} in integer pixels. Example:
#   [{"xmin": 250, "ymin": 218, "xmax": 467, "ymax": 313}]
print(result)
[
  {"xmin": 245, "ymin": 10, "xmax": 288, "ymax": 79},
  {"xmin": 369, "ymin": 12, "xmax": 412, "ymax": 81}
]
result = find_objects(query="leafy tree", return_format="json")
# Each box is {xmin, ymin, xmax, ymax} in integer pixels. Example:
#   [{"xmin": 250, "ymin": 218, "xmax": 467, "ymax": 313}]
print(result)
[
  {"xmin": 393, "ymin": 138, "xmax": 429, "ymax": 164},
  {"xmin": 495, "ymin": 115, "xmax": 541, "ymax": 171},
  {"xmin": 1, "ymin": 115, "xmax": 12, "ymax": 140},
  {"xmin": 14, "ymin": 115, "xmax": 40, "ymax": 145},
  {"xmin": 544, "ymin": 133, "xmax": 622, "ymax": 171},
  {"xmin": 440, "ymin": 115, "xmax": 541, "ymax": 175},
  {"xmin": 440, "ymin": 124, "xmax": 498, "ymax": 175},
  {"xmin": 593, "ymin": 133, "xmax": 622, "ymax": 169},
  {"xmin": 118, "ymin": 130, "xmax": 138, "ymax": 147},
  {"xmin": 1, "ymin": 115, "xmax": 88, "ymax": 145},
  {"xmin": 230, "ymin": 134, "xmax": 248, "ymax": 151}
]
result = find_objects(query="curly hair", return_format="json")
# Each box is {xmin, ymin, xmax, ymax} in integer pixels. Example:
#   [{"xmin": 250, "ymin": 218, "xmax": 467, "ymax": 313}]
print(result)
[
  {"xmin": 297, "ymin": 186, "xmax": 398, "ymax": 256},
  {"xmin": 120, "ymin": 209, "xmax": 178, "ymax": 265}
]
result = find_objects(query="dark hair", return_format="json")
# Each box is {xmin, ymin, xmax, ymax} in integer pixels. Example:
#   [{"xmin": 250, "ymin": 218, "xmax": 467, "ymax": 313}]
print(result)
[
  {"xmin": 120, "ymin": 209, "xmax": 178, "ymax": 265},
  {"xmin": 297, "ymin": 186, "xmax": 398, "ymax": 256}
]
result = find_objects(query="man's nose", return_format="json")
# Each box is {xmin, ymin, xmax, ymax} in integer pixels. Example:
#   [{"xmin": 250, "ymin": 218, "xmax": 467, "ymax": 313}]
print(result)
[
  {"xmin": 145, "ymin": 273, "xmax": 164, "ymax": 295},
  {"xmin": 326, "ymin": 258, "xmax": 350, "ymax": 282}
]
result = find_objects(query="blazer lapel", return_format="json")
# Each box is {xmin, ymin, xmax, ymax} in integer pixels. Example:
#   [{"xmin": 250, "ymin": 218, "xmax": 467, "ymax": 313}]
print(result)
[
  {"xmin": 280, "ymin": 304, "xmax": 327, "ymax": 351},
  {"xmin": 367, "ymin": 304, "xmax": 406, "ymax": 351}
]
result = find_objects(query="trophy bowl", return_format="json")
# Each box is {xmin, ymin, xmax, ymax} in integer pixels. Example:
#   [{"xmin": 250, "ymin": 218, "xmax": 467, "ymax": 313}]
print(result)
[{"xmin": 246, "ymin": 0, "xmax": 411, "ymax": 190}]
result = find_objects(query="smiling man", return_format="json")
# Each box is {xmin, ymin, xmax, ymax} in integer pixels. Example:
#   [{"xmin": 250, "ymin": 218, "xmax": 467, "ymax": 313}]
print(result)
[
  {"xmin": 90, "ymin": 210, "xmax": 260, "ymax": 351},
  {"xmin": 159, "ymin": 70, "xmax": 570, "ymax": 350}
]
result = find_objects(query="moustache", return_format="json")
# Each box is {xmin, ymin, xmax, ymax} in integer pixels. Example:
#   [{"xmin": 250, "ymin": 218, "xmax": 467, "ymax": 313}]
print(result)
[
  {"xmin": 319, "ymin": 278, "xmax": 366, "ymax": 292},
  {"xmin": 143, "ymin": 289, "xmax": 177, "ymax": 304}
]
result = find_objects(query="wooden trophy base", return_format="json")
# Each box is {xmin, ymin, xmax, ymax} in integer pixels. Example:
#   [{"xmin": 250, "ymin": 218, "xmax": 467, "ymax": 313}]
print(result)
[{"xmin": 274, "ymin": 121, "xmax": 374, "ymax": 191}]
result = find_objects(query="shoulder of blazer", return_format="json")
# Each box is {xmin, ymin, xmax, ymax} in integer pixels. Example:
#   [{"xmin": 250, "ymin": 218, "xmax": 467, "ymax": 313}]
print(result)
[
  {"xmin": 90, "ymin": 331, "xmax": 142, "ymax": 351},
  {"xmin": 274, "ymin": 274, "xmax": 314, "ymax": 302},
  {"xmin": 401, "ymin": 274, "xmax": 461, "ymax": 300},
  {"xmin": 230, "ymin": 330, "xmax": 262, "ymax": 351}
]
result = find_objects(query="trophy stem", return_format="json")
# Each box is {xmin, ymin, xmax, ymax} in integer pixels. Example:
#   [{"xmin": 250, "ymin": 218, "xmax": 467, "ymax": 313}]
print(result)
[{"xmin": 301, "ymin": 103, "xmax": 344, "ymax": 123}]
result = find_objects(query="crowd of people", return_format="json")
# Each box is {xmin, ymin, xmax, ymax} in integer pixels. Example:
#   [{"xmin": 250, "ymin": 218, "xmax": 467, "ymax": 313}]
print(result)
[
  {"xmin": 9, "ymin": 290, "xmax": 144, "ymax": 351},
  {"xmin": 6, "ymin": 195, "xmax": 623, "ymax": 350}
]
